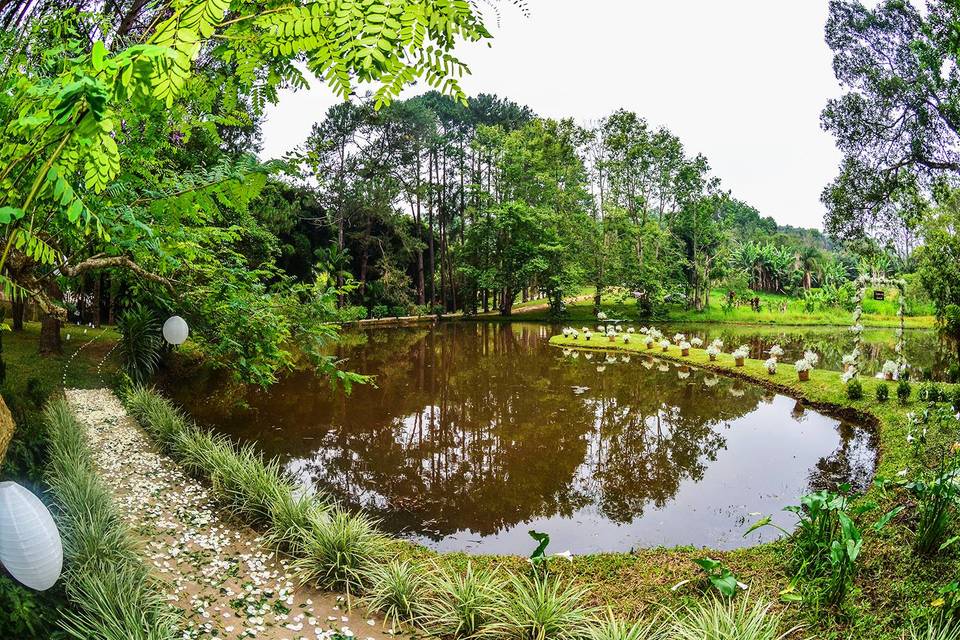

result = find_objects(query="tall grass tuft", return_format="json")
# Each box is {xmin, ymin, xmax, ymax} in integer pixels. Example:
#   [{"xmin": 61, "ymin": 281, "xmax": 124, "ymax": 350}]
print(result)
[
  {"xmin": 911, "ymin": 621, "xmax": 960, "ymax": 640},
  {"xmin": 364, "ymin": 559, "xmax": 429, "ymax": 630},
  {"xmin": 493, "ymin": 573, "xmax": 594, "ymax": 640},
  {"xmin": 588, "ymin": 609, "xmax": 666, "ymax": 640},
  {"xmin": 670, "ymin": 597, "xmax": 800, "ymax": 640},
  {"xmin": 43, "ymin": 399, "xmax": 178, "ymax": 640},
  {"xmin": 419, "ymin": 561, "xmax": 506, "ymax": 638},
  {"xmin": 292, "ymin": 507, "xmax": 388, "ymax": 601}
]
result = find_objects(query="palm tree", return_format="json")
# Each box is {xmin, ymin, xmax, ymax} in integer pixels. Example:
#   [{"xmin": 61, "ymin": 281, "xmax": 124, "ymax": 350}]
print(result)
[{"xmin": 796, "ymin": 246, "xmax": 822, "ymax": 290}]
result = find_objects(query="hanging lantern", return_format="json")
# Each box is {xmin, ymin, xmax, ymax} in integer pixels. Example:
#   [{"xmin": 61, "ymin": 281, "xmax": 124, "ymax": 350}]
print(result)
[
  {"xmin": 0, "ymin": 482, "xmax": 62, "ymax": 591},
  {"xmin": 162, "ymin": 315, "xmax": 189, "ymax": 345}
]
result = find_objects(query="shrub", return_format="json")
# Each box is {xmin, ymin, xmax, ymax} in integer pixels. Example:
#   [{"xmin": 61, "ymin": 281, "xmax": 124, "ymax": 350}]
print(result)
[
  {"xmin": 898, "ymin": 379, "xmax": 912, "ymax": 404},
  {"xmin": 431, "ymin": 304, "xmax": 445, "ymax": 316},
  {"xmin": 24, "ymin": 377, "xmax": 48, "ymax": 409},
  {"xmin": 419, "ymin": 562, "xmax": 505, "ymax": 638},
  {"xmin": 876, "ymin": 383, "xmax": 889, "ymax": 402},
  {"xmin": 846, "ymin": 377, "xmax": 863, "ymax": 400},
  {"xmin": 371, "ymin": 305, "xmax": 389, "ymax": 319},
  {"xmin": 338, "ymin": 305, "xmax": 368, "ymax": 321},
  {"xmin": 116, "ymin": 304, "xmax": 162, "ymax": 384},
  {"xmin": 952, "ymin": 387, "xmax": 960, "ymax": 413},
  {"xmin": 389, "ymin": 305, "xmax": 407, "ymax": 318},
  {"xmin": 919, "ymin": 383, "xmax": 944, "ymax": 403}
]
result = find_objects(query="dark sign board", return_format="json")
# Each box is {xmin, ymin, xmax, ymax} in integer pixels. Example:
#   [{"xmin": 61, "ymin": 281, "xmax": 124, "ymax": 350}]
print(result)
[{"xmin": 873, "ymin": 290, "xmax": 885, "ymax": 301}]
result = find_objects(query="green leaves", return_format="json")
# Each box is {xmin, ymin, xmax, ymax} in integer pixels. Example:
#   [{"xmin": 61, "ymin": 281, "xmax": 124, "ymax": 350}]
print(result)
[
  {"xmin": 692, "ymin": 557, "xmax": 742, "ymax": 598},
  {"xmin": 0, "ymin": 207, "xmax": 25, "ymax": 224}
]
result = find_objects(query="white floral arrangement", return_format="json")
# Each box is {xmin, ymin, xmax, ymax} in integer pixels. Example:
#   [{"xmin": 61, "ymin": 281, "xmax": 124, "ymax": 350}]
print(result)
[
  {"xmin": 570, "ymin": 351, "xmax": 580, "ymax": 359},
  {"xmin": 649, "ymin": 328, "xmax": 663, "ymax": 340},
  {"xmin": 710, "ymin": 338, "xmax": 724, "ymax": 350},
  {"xmin": 643, "ymin": 335, "xmax": 654, "ymax": 346},
  {"xmin": 597, "ymin": 311, "xmax": 608, "ymax": 321},
  {"xmin": 562, "ymin": 348, "xmax": 572, "ymax": 356},
  {"xmin": 795, "ymin": 358, "xmax": 812, "ymax": 373},
  {"xmin": 584, "ymin": 330, "xmax": 593, "ymax": 340},
  {"xmin": 690, "ymin": 337, "xmax": 703, "ymax": 348},
  {"xmin": 803, "ymin": 350, "xmax": 820, "ymax": 366},
  {"xmin": 765, "ymin": 358, "xmax": 778, "ymax": 374},
  {"xmin": 615, "ymin": 324, "xmax": 622, "ymax": 332},
  {"xmin": 679, "ymin": 341, "xmax": 691, "ymax": 350},
  {"xmin": 581, "ymin": 327, "xmax": 589, "ymax": 333},
  {"xmin": 842, "ymin": 353, "xmax": 856, "ymax": 366},
  {"xmin": 673, "ymin": 333, "xmax": 686, "ymax": 344},
  {"xmin": 678, "ymin": 370, "xmax": 690, "ymax": 379},
  {"xmin": 849, "ymin": 324, "xmax": 864, "ymax": 334},
  {"xmin": 732, "ymin": 346, "xmax": 749, "ymax": 360},
  {"xmin": 841, "ymin": 369, "xmax": 855, "ymax": 384},
  {"xmin": 621, "ymin": 355, "xmax": 630, "ymax": 363},
  {"xmin": 706, "ymin": 345, "xmax": 720, "ymax": 358},
  {"xmin": 562, "ymin": 327, "xmax": 570, "ymax": 337},
  {"xmin": 596, "ymin": 365, "xmax": 606, "ymax": 372},
  {"xmin": 596, "ymin": 325, "xmax": 604, "ymax": 332},
  {"xmin": 606, "ymin": 355, "xmax": 617, "ymax": 364},
  {"xmin": 622, "ymin": 334, "xmax": 631, "ymax": 343},
  {"xmin": 606, "ymin": 326, "xmax": 616, "ymax": 334},
  {"xmin": 882, "ymin": 360, "xmax": 899, "ymax": 376},
  {"xmin": 769, "ymin": 345, "xmax": 784, "ymax": 358},
  {"xmin": 659, "ymin": 339, "xmax": 671, "ymax": 349},
  {"xmin": 584, "ymin": 352, "xmax": 593, "ymax": 360},
  {"xmin": 627, "ymin": 327, "xmax": 636, "ymax": 333},
  {"xmin": 570, "ymin": 329, "xmax": 579, "ymax": 338},
  {"xmin": 704, "ymin": 376, "xmax": 719, "ymax": 387},
  {"xmin": 640, "ymin": 327, "xmax": 649, "ymax": 334},
  {"xmin": 895, "ymin": 327, "xmax": 903, "ymax": 338}
]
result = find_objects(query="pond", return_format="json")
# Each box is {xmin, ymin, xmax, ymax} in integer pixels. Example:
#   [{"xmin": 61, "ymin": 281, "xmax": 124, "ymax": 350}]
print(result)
[{"xmin": 163, "ymin": 322, "xmax": 883, "ymax": 555}]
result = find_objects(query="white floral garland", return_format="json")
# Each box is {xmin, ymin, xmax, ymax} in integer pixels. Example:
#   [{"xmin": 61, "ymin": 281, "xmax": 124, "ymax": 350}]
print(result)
[{"xmin": 846, "ymin": 275, "xmax": 907, "ymax": 379}]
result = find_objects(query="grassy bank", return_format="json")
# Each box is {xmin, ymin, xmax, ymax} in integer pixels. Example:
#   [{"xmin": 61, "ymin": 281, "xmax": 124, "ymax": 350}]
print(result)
[{"xmin": 502, "ymin": 288, "xmax": 936, "ymax": 329}]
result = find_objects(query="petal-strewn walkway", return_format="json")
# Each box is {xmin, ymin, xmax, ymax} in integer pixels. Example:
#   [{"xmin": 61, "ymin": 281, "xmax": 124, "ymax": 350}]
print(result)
[{"xmin": 65, "ymin": 388, "xmax": 392, "ymax": 640}]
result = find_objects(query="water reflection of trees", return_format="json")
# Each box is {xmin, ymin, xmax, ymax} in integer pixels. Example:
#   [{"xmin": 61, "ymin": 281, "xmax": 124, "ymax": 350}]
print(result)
[{"xmin": 163, "ymin": 323, "xmax": 876, "ymax": 543}]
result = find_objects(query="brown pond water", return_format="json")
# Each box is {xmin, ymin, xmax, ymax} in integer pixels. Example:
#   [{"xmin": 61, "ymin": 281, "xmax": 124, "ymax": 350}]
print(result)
[{"xmin": 163, "ymin": 322, "xmax": 877, "ymax": 555}]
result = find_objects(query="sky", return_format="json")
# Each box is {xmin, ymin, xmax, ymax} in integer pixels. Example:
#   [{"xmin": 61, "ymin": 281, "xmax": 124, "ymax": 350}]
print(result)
[{"xmin": 260, "ymin": 0, "xmax": 845, "ymax": 230}]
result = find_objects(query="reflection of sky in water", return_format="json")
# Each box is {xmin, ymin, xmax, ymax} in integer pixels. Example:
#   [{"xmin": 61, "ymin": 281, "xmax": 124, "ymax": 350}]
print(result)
[{"xmin": 165, "ymin": 323, "xmax": 878, "ymax": 555}]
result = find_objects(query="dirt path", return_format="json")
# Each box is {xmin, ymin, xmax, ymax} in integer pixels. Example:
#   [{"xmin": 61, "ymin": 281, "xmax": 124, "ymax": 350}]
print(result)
[{"xmin": 65, "ymin": 388, "xmax": 394, "ymax": 640}]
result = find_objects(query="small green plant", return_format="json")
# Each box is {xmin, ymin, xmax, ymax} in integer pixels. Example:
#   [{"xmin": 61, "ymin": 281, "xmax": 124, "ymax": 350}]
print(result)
[
  {"xmin": 669, "ymin": 597, "xmax": 801, "ymax": 640},
  {"xmin": 920, "ymin": 382, "xmax": 945, "ymax": 403},
  {"xmin": 24, "ymin": 377, "xmax": 48, "ymax": 409},
  {"xmin": 116, "ymin": 304, "xmax": 162, "ymax": 384},
  {"xmin": 364, "ymin": 560, "xmax": 427, "ymax": 630},
  {"xmin": 951, "ymin": 387, "xmax": 960, "ymax": 413},
  {"xmin": 899, "ymin": 379, "xmax": 913, "ymax": 404},
  {"xmin": 692, "ymin": 557, "xmax": 743, "ymax": 598},
  {"xmin": 907, "ymin": 449, "xmax": 960, "ymax": 555},
  {"xmin": 876, "ymin": 382, "xmax": 889, "ymax": 402},
  {"xmin": 846, "ymin": 377, "xmax": 863, "ymax": 400},
  {"xmin": 588, "ymin": 609, "xmax": 665, "ymax": 640},
  {"xmin": 419, "ymin": 562, "xmax": 505, "ymax": 639},
  {"xmin": 910, "ymin": 620, "xmax": 960, "ymax": 640},
  {"xmin": 492, "ymin": 573, "xmax": 594, "ymax": 640},
  {"xmin": 371, "ymin": 304, "xmax": 389, "ymax": 319}
]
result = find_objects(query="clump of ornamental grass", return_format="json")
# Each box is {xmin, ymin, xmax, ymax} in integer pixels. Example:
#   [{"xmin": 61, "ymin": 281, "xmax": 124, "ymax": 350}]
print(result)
[
  {"xmin": 364, "ymin": 559, "xmax": 429, "ymax": 630},
  {"xmin": 669, "ymin": 597, "xmax": 800, "ymax": 640},
  {"xmin": 491, "ymin": 573, "xmax": 594, "ymax": 640},
  {"xmin": 418, "ymin": 562, "xmax": 505, "ymax": 638},
  {"xmin": 911, "ymin": 621, "xmax": 960, "ymax": 640},
  {"xmin": 43, "ymin": 400, "xmax": 179, "ymax": 640},
  {"xmin": 292, "ymin": 507, "xmax": 388, "ymax": 602},
  {"xmin": 588, "ymin": 609, "xmax": 666, "ymax": 640}
]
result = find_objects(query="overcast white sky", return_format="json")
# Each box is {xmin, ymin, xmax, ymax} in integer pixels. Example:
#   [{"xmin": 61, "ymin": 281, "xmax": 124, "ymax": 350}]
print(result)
[{"xmin": 260, "ymin": 0, "xmax": 845, "ymax": 230}]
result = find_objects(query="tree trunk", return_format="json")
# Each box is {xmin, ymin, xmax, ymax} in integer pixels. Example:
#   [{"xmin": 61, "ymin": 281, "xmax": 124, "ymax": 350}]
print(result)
[
  {"xmin": 10, "ymin": 297, "xmax": 24, "ymax": 331},
  {"xmin": 39, "ymin": 314, "xmax": 62, "ymax": 355},
  {"xmin": 500, "ymin": 287, "xmax": 514, "ymax": 316},
  {"xmin": 93, "ymin": 273, "xmax": 102, "ymax": 327}
]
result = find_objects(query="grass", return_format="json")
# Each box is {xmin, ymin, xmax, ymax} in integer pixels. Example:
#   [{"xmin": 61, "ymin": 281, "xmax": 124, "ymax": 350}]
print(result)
[
  {"xmin": 43, "ymin": 399, "xmax": 178, "ymax": 640},
  {"xmin": 669, "ymin": 597, "xmax": 800, "ymax": 640},
  {"xmin": 507, "ymin": 287, "xmax": 936, "ymax": 329}
]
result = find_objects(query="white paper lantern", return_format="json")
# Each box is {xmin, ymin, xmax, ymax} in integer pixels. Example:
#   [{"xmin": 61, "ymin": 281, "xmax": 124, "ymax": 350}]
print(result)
[
  {"xmin": 0, "ymin": 482, "xmax": 62, "ymax": 591},
  {"xmin": 162, "ymin": 315, "xmax": 189, "ymax": 345}
]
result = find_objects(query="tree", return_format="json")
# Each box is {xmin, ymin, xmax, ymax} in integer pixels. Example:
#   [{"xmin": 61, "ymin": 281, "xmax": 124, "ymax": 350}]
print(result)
[
  {"xmin": 916, "ymin": 189, "xmax": 960, "ymax": 361},
  {"xmin": 821, "ymin": 0, "xmax": 959, "ymax": 239}
]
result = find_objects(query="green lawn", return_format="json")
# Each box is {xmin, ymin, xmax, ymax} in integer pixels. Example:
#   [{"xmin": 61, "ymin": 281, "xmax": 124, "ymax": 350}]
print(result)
[{"xmin": 511, "ymin": 287, "xmax": 936, "ymax": 329}]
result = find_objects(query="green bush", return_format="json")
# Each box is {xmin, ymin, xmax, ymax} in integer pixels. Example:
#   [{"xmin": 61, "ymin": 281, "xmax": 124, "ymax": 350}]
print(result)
[
  {"xmin": 431, "ymin": 304, "xmax": 445, "ymax": 316},
  {"xmin": 419, "ymin": 562, "xmax": 505, "ymax": 638},
  {"xmin": 338, "ymin": 305, "xmax": 368, "ymax": 321},
  {"xmin": 116, "ymin": 304, "xmax": 162, "ymax": 384},
  {"xmin": 389, "ymin": 305, "xmax": 407, "ymax": 318},
  {"xmin": 43, "ymin": 399, "xmax": 178, "ymax": 639},
  {"xmin": 898, "ymin": 379, "xmax": 913, "ymax": 404},
  {"xmin": 952, "ymin": 387, "xmax": 960, "ymax": 413},
  {"xmin": 371, "ymin": 304, "xmax": 389, "ymax": 319},
  {"xmin": 919, "ymin": 383, "xmax": 944, "ymax": 403},
  {"xmin": 846, "ymin": 377, "xmax": 863, "ymax": 400},
  {"xmin": 876, "ymin": 383, "xmax": 889, "ymax": 402}
]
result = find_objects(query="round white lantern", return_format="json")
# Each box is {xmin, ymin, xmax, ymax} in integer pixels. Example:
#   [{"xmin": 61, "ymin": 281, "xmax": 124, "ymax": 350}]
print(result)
[
  {"xmin": 0, "ymin": 482, "xmax": 63, "ymax": 591},
  {"xmin": 162, "ymin": 315, "xmax": 189, "ymax": 345}
]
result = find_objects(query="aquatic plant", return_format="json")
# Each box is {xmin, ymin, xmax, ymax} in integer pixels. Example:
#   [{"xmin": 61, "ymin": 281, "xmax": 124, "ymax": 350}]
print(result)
[{"xmin": 691, "ymin": 557, "xmax": 745, "ymax": 598}]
